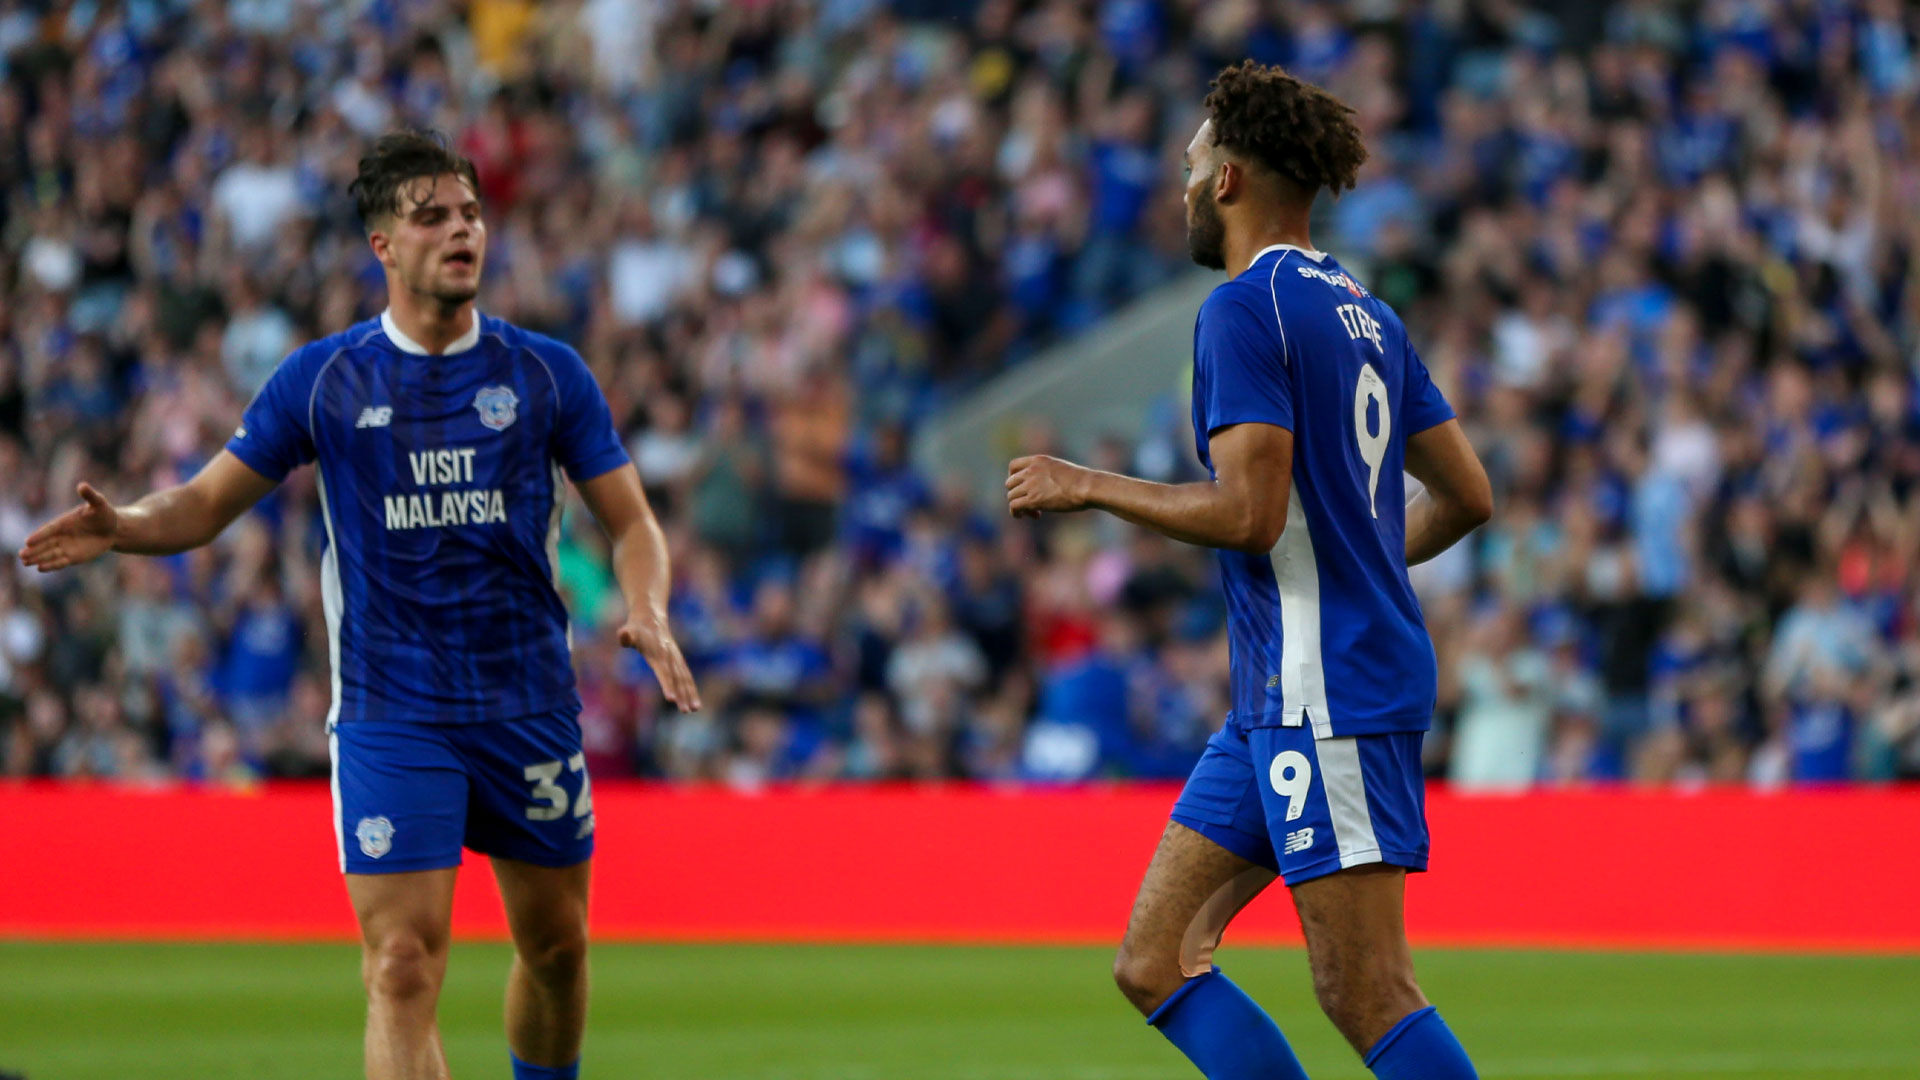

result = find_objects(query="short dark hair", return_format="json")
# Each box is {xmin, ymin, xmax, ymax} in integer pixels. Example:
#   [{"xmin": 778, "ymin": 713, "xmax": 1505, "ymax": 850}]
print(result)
[
  {"xmin": 1204, "ymin": 61, "xmax": 1368, "ymax": 198},
  {"xmin": 348, "ymin": 129, "xmax": 480, "ymax": 230}
]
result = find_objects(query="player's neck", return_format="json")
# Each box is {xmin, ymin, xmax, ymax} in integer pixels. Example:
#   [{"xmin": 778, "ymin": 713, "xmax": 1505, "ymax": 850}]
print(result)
[
  {"xmin": 386, "ymin": 294, "xmax": 477, "ymax": 355},
  {"xmin": 1226, "ymin": 221, "xmax": 1316, "ymax": 276}
]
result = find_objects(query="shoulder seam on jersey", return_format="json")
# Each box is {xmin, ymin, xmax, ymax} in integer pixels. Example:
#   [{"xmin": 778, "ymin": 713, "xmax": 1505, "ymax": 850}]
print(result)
[
  {"xmin": 1268, "ymin": 250, "xmax": 1292, "ymax": 367},
  {"xmin": 489, "ymin": 329, "xmax": 563, "ymax": 409},
  {"xmin": 307, "ymin": 324, "xmax": 384, "ymax": 439}
]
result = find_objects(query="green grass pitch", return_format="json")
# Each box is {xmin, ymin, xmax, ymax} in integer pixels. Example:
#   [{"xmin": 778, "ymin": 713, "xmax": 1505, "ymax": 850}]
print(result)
[{"xmin": 3, "ymin": 942, "xmax": 1916, "ymax": 1078}]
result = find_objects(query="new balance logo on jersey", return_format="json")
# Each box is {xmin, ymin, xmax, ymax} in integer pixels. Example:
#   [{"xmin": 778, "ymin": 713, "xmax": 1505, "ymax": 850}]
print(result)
[
  {"xmin": 356, "ymin": 406, "xmax": 393, "ymax": 429},
  {"xmin": 1283, "ymin": 828, "xmax": 1315, "ymax": 854}
]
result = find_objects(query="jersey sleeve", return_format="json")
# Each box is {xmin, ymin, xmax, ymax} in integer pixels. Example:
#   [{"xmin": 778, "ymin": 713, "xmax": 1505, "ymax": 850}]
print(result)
[
  {"xmin": 224, "ymin": 347, "xmax": 318, "ymax": 482},
  {"xmin": 1401, "ymin": 339, "xmax": 1456, "ymax": 435},
  {"xmin": 1194, "ymin": 288, "xmax": 1292, "ymax": 436},
  {"xmin": 544, "ymin": 344, "xmax": 631, "ymax": 482}
]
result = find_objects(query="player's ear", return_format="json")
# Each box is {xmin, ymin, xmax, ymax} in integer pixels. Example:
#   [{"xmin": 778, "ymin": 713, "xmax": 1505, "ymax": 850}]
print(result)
[
  {"xmin": 367, "ymin": 227, "xmax": 395, "ymax": 269},
  {"xmin": 1214, "ymin": 159, "xmax": 1239, "ymax": 205}
]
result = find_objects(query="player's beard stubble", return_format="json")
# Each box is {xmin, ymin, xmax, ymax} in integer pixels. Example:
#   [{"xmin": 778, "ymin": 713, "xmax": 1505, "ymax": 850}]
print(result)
[
  {"xmin": 402, "ymin": 256, "xmax": 481, "ymax": 309},
  {"xmin": 1187, "ymin": 184, "xmax": 1228, "ymax": 271}
]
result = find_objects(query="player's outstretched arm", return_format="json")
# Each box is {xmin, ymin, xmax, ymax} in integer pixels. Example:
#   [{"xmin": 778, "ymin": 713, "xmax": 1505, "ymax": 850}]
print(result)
[
  {"xmin": 575, "ymin": 462, "xmax": 703, "ymax": 712},
  {"xmin": 1403, "ymin": 418, "xmax": 1493, "ymax": 566},
  {"xmin": 1006, "ymin": 422, "xmax": 1293, "ymax": 553},
  {"xmin": 18, "ymin": 451, "xmax": 278, "ymax": 572}
]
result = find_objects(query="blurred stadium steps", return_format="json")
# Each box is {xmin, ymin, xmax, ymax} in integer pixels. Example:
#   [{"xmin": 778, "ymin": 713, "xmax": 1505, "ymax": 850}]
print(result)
[{"xmin": 915, "ymin": 271, "xmax": 1217, "ymax": 506}]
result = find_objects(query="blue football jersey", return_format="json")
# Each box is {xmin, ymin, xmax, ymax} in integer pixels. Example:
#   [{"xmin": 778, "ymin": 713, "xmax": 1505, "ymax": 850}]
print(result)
[
  {"xmin": 226, "ymin": 311, "xmax": 630, "ymax": 726},
  {"xmin": 1190, "ymin": 245, "xmax": 1455, "ymax": 738}
]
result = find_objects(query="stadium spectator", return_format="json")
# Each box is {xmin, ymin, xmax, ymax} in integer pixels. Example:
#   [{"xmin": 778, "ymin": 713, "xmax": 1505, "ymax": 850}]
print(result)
[{"xmin": 5, "ymin": 0, "xmax": 1920, "ymax": 791}]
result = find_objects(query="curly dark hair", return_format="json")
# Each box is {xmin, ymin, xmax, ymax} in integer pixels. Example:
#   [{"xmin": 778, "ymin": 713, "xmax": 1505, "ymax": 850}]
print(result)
[
  {"xmin": 1203, "ymin": 61, "xmax": 1368, "ymax": 198},
  {"xmin": 347, "ymin": 129, "xmax": 480, "ymax": 230}
]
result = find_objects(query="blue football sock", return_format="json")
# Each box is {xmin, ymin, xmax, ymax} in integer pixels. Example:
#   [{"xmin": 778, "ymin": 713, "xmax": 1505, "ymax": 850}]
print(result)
[
  {"xmin": 1147, "ymin": 969, "xmax": 1310, "ymax": 1080},
  {"xmin": 510, "ymin": 1052, "xmax": 579, "ymax": 1080},
  {"xmin": 1364, "ymin": 1006, "xmax": 1477, "ymax": 1080}
]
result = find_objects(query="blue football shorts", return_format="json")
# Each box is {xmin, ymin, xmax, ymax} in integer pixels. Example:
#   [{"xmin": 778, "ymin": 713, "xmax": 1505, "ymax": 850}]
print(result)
[
  {"xmin": 1170, "ymin": 715, "xmax": 1428, "ymax": 886},
  {"xmin": 328, "ymin": 709, "xmax": 596, "ymax": 875}
]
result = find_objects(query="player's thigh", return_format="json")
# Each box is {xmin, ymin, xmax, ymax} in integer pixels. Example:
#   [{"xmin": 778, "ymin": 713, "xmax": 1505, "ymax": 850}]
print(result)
[
  {"xmin": 455, "ymin": 710, "xmax": 597, "ymax": 870},
  {"xmin": 1120, "ymin": 822, "xmax": 1276, "ymax": 981},
  {"xmin": 346, "ymin": 867, "xmax": 460, "ymax": 996},
  {"xmin": 331, "ymin": 720, "xmax": 472, "ymax": 874},
  {"xmin": 1289, "ymin": 863, "xmax": 1415, "ymax": 977},
  {"xmin": 1122, "ymin": 724, "xmax": 1279, "ymax": 1001},
  {"xmin": 348, "ymin": 867, "xmax": 460, "ymax": 948},
  {"xmin": 492, "ymin": 856, "xmax": 592, "ymax": 967}
]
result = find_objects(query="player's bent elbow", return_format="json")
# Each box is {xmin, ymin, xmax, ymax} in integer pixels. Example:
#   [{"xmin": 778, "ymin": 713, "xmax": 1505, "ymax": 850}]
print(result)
[
  {"xmin": 1461, "ymin": 485, "xmax": 1495, "ymax": 529},
  {"xmin": 1235, "ymin": 512, "xmax": 1287, "ymax": 554}
]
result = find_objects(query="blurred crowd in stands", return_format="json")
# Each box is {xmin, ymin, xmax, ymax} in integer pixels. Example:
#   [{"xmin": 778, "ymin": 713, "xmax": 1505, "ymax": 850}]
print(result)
[{"xmin": 3, "ymin": 0, "xmax": 1920, "ymax": 789}]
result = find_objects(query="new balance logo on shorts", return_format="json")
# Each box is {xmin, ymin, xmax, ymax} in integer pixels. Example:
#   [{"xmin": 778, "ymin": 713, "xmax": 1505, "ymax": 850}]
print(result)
[
  {"xmin": 356, "ymin": 406, "xmax": 393, "ymax": 428},
  {"xmin": 1283, "ymin": 827, "xmax": 1314, "ymax": 854}
]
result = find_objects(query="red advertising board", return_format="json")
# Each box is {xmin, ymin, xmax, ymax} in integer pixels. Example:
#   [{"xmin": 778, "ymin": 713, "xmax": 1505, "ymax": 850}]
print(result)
[{"xmin": 8, "ymin": 783, "xmax": 1919, "ymax": 949}]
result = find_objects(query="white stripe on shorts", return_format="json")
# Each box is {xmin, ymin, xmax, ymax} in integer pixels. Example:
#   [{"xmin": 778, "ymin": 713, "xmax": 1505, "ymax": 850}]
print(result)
[
  {"xmin": 328, "ymin": 726, "xmax": 345, "ymax": 873},
  {"xmin": 1317, "ymin": 736, "xmax": 1381, "ymax": 868}
]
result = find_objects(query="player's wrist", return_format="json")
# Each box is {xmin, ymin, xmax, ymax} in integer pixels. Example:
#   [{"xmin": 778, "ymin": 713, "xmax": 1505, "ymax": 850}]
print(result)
[
  {"xmin": 1071, "ymin": 466, "xmax": 1100, "ymax": 510},
  {"xmin": 625, "ymin": 608, "xmax": 671, "ymax": 636}
]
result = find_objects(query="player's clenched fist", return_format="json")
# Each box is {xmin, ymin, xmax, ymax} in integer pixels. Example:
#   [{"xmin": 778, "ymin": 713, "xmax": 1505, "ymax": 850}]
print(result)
[
  {"xmin": 1006, "ymin": 455, "xmax": 1092, "ymax": 518},
  {"xmin": 18, "ymin": 482, "xmax": 118, "ymax": 572}
]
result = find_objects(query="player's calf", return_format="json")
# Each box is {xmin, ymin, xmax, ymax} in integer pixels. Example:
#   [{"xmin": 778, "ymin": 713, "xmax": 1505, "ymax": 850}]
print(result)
[
  {"xmin": 359, "ymin": 928, "xmax": 455, "ymax": 1080},
  {"xmin": 1305, "ymin": 943, "xmax": 1425, "ymax": 1053},
  {"xmin": 495, "ymin": 858, "xmax": 592, "ymax": 1079},
  {"xmin": 1293, "ymin": 865, "xmax": 1478, "ymax": 1079}
]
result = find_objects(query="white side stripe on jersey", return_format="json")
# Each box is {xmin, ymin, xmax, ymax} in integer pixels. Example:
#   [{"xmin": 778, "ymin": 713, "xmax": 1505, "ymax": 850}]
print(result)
[
  {"xmin": 1270, "ymin": 484, "xmax": 1333, "ymax": 737},
  {"xmin": 317, "ymin": 464, "xmax": 347, "ymax": 875},
  {"xmin": 546, "ymin": 460, "xmax": 570, "ymax": 653},
  {"xmin": 316, "ymin": 468, "xmax": 344, "ymax": 730}
]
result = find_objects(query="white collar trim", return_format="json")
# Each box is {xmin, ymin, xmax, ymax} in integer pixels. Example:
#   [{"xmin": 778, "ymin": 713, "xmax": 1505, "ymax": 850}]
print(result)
[
  {"xmin": 1246, "ymin": 243, "xmax": 1327, "ymax": 271},
  {"xmin": 381, "ymin": 308, "xmax": 481, "ymax": 355}
]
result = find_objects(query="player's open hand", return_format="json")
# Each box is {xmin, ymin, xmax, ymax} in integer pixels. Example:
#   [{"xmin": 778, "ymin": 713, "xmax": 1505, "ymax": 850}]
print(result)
[
  {"xmin": 19, "ymin": 482, "xmax": 118, "ymax": 573},
  {"xmin": 618, "ymin": 615, "xmax": 703, "ymax": 712},
  {"xmin": 1006, "ymin": 455, "xmax": 1091, "ymax": 518}
]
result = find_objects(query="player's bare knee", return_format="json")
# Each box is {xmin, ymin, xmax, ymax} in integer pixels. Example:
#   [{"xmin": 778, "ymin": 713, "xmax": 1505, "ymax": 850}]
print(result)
[
  {"xmin": 1310, "ymin": 963, "xmax": 1354, "ymax": 1027},
  {"xmin": 1112, "ymin": 939, "xmax": 1181, "ymax": 1014},
  {"xmin": 517, "ymin": 927, "xmax": 588, "ymax": 988},
  {"xmin": 363, "ymin": 935, "xmax": 444, "ymax": 1003}
]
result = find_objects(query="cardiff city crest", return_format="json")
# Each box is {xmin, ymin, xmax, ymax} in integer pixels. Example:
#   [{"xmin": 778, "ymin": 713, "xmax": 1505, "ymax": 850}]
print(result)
[
  {"xmin": 473, "ymin": 386, "xmax": 519, "ymax": 431},
  {"xmin": 356, "ymin": 816, "xmax": 395, "ymax": 859}
]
